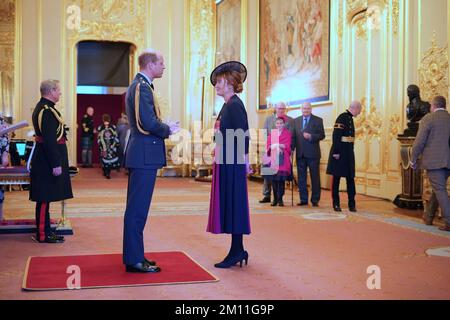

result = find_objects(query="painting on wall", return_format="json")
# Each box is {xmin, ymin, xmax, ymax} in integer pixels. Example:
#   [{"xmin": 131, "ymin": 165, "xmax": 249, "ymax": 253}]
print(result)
[
  {"xmin": 214, "ymin": 0, "xmax": 241, "ymax": 115},
  {"xmin": 216, "ymin": 0, "xmax": 241, "ymax": 65},
  {"xmin": 259, "ymin": 0, "xmax": 330, "ymax": 110}
]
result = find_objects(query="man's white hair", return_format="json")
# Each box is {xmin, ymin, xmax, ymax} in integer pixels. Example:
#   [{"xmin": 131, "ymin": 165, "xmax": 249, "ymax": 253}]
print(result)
[
  {"xmin": 275, "ymin": 101, "xmax": 287, "ymax": 109},
  {"xmin": 349, "ymin": 100, "xmax": 362, "ymax": 110}
]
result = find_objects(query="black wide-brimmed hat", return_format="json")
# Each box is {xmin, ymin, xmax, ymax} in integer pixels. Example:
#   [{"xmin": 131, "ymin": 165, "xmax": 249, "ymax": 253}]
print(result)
[{"xmin": 210, "ymin": 61, "xmax": 247, "ymax": 86}]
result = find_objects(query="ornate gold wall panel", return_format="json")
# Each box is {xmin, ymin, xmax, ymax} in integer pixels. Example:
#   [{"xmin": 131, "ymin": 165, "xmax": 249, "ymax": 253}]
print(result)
[
  {"xmin": 67, "ymin": 0, "xmax": 146, "ymax": 49},
  {"xmin": 0, "ymin": 0, "xmax": 15, "ymax": 118},
  {"xmin": 346, "ymin": 0, "xmax": 368, "ymax": 22},
  {"xmin": 344, "ymin": 0, "xmax": 405, "ymax": 198},
  {"xmin": 185, "ymin": 0, "xmax": 215, "ymax": 131},
  {"xmin": 419, "ymin": 33, "xmax": 449, "ymax": 102}
]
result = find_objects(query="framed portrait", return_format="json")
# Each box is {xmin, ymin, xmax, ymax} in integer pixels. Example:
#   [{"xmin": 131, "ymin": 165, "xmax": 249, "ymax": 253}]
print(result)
[
  {"xmin": 259, "ymin": 0, "xmax": 330, "ymax": 110},
  {"xmin": 214, "ymin": 0, "xmax": 242, "ymax": 115}
]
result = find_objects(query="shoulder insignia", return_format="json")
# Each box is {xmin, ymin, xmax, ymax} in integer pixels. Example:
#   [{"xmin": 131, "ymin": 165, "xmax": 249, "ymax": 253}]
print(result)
[{"xmin": 334, "ymin": 123, "xmax": 345, "ymax": 130}]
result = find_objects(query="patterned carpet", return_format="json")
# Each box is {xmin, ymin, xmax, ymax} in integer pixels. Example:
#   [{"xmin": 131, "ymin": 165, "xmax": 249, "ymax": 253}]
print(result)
[
  {"xmin": 1, "ymin": 167, "xmax": 449, "ymax": 299},
  {"xmin": 4, "ymin": 167, "xmax": 448, "ymax": 237}
]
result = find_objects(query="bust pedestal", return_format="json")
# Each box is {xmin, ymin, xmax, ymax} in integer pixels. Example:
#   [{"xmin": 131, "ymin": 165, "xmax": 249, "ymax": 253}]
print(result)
[{"xmin": 393, "ymin": 136, "xmax": 424, "ymax": 209}]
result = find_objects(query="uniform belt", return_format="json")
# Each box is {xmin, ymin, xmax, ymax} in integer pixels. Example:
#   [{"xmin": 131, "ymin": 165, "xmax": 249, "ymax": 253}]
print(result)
[
  {"xmin": 341, "ymin": 136, "xmax": 355, "ymax": 143},
  {"xmin": 35, "ymin": 136, "xmax": 66, "ymax": 144}
]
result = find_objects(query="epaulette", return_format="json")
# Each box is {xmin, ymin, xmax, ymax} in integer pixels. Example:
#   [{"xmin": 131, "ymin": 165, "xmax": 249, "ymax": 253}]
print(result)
[
  {"xmin": 38, "ymin": 104, "xmax": 66, "ymax": 140},
  {"xmin": 334, "ymin": 123, "xmax": 345, "ymax": 130}
]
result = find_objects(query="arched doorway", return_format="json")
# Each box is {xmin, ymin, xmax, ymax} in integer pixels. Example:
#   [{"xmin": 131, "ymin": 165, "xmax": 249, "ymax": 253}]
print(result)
[{"xmin": 75, "ymin": 40, "xmax": 136, "ymax": 166}]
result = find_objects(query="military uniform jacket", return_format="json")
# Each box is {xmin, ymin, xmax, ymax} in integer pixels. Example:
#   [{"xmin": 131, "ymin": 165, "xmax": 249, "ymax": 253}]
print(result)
[
  {"xmin": 124, "ymin": 74, "xmax": 170, "ymax": 169},
  {"xmin": 326, "ymin": 110, "xmax": 356, "ymax": 178},
  {"xmin": 29, "ymin": 97, "xmax": 73, "ymax": 202}
]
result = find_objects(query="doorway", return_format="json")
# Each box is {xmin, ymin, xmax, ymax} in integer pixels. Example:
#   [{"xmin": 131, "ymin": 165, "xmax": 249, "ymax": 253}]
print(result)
[{"xmin": 75, "ymin": 40, "xmax": 135, "ymax": 165}]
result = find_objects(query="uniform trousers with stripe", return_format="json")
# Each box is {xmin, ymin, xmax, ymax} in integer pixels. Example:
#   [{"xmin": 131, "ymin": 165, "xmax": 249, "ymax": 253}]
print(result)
[{"xmin": 35, "ymin": 202, "xmax": 51, "ymax": 241}]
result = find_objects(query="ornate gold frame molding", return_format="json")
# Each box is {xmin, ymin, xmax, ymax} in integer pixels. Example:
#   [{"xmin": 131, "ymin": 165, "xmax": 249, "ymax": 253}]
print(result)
[
  {"xmin": 418, "ymin": 32, "xmax": 449, "ymax": 102},
  {"xmin": 342, "ymin": 0, "xmax": 400, "ymax": 44}
]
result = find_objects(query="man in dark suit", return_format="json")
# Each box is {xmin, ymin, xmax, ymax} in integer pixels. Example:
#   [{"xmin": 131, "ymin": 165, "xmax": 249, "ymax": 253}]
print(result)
[
  {"xmin": 292, "ymin": 102, "xmax": 325, "ymax": 206},
  {"xmin": 326, "ymin": 101, "xmax": 362, "ymax": 212},
  {"xmin": 80, "ymin": 106, "xmax": 95, "ymax": 168},
  {"xmin": 411, "ymin": 96, "xmax": 450, "ymax": 231},
  {"xmin": 30, "ymin": 80, "xmax": 73, "ymax": 243},
  {"xmin": 123, "ymin": 49, "xmax": 180, "ymax": 273}
]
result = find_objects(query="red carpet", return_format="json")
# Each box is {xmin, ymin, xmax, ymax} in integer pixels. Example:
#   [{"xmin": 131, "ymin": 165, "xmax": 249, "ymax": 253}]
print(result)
[{"xmin": 23, "ymin": 251, "xmax": 218, "ymax": 291}]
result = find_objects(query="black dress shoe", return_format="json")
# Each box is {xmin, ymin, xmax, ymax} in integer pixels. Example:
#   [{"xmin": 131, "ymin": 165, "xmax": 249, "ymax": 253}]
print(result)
[
  {"xmin": 333, "ymin": 205, "xmax": 342, "ymax": 212},
  {"xmin": 297, "ymin": 202, "xmax": 308, "ymax": 206},
  {"xmin": 312, "ymin": 203, "xmax": 319, "ymax": 207},
  {"xmin": 32, "ymin": 233, "xmax": 65, "ymax": 244},
  {"xmin": 259, "ymin": 197, "xmax": 271, "ymax": 203},
  {"xmin": 126, "ymin": 261, "xmax": 161, "ymax": 273},
  {"xmin": 349, "ymin": 206, "xmax": 357, "ymax": 212},
  {"xmin": 270, "ymin": 201, "xmax": 278, "ymax": 206},
  {"xmin": 49, "ymin": 232, "xmax": 65, "ymax": 241},
  {"xmin": 144, "ymin": 258, "xmax": 156, "ymax": 266},
  {"xmin": 438, "ymin": 224, "xmax": 450, "ymax": 232},
  {"xmin": 278, "ymin": 200, "xmax": 284, "ymax": 207}
]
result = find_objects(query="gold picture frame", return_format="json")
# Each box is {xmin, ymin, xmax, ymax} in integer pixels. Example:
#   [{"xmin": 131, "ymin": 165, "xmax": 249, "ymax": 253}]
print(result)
[{"xmin": 258, "ymin": 0, "xmax": 330, "ymax": 110}]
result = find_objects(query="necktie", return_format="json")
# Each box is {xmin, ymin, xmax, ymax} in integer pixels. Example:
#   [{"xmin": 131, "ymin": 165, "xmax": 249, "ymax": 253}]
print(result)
[{"xmin": 303, "ymin": 117, "xmax": 308, "ymax": 129}]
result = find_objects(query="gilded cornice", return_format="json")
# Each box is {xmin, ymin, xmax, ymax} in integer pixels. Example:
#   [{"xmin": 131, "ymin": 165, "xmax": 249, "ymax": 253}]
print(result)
[{"xmin": 67, "ymin": 0, "xmax": 146, "ymax": 49}]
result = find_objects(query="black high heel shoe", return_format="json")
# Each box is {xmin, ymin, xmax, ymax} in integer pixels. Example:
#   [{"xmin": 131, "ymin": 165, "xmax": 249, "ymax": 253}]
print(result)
[{"xmin": 214, "ymin": 251, "xmax": 249, "ymax": 269}]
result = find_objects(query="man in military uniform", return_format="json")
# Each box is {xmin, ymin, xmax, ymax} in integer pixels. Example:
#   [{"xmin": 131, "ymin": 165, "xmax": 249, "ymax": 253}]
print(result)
[
  {"xmin": 326, "ymin": 101, "xmax": 362, "ymax": 212},
  {"xmin": 123, "ymin": 49, "xmax": 180, "ymax": 273},
  {"xmin": 30, "ymin": 80, "xmax": 73, "ymax": 243},
  {"xmin": 81, "ymin": 106, "xmax": 95, "ymax": 168}
]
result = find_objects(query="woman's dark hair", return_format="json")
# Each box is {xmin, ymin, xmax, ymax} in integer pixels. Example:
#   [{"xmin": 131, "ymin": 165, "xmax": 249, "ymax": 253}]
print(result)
[
  {"xmin": 102, "ymin": 114, "xmax": 111, "ymax": 122},
  {"xmin": 217, "ymin": 70, "xmax": 244, "ymax": 93}
]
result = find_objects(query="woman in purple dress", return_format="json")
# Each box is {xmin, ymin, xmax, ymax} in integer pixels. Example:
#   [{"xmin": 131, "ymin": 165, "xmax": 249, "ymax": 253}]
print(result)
[{"xmin": 207, "ymin": 61, "xmax": 251, "ymax": 269}]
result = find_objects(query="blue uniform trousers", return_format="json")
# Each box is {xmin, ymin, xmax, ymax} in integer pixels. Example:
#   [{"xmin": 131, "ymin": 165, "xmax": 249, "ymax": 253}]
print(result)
[{"xmin": 123, "ymin": 168, "xmax": 157, "ymax": 265}]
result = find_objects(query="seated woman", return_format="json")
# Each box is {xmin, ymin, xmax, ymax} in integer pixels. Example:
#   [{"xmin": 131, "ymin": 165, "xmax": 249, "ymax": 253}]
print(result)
[
  {"xmin": 97, "ymin": 114, "xmax": 120, "ymax": 179},
  {"xmin": 264, "ymin": 116, "xmax": 292, "ymax": 207}
]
